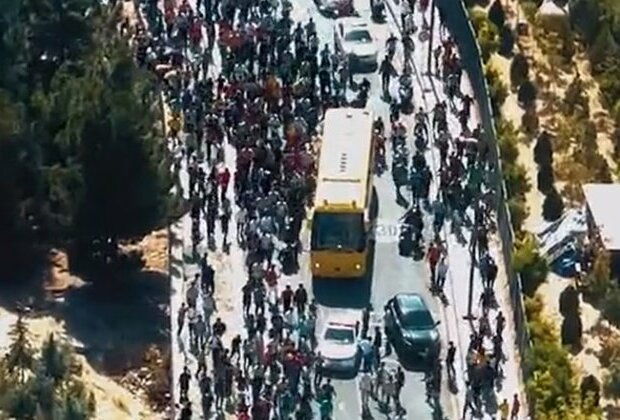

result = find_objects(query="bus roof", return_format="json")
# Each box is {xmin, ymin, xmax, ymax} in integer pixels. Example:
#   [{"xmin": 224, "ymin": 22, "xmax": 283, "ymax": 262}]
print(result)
[{"xmin": 315, "ymin": 108, "xmax": 374, "ymax": 210}]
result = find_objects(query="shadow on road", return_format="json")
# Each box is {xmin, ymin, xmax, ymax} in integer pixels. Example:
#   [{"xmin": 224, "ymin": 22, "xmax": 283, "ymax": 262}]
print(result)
[{"xmin": 311, "ymin": 243, "xmax": 375, "ymax": 308}]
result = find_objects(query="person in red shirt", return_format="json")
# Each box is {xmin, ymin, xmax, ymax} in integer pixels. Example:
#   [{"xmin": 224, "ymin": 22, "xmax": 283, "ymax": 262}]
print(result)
[
  {"xmin": 265, "ymin": 264, "xmax": 279, "ymax": 305},
  {"xmin": 190, "ymin": 18, "xmax": 202, "ymax": 47},
  {"xmin": 427, "ymin": 242, "xmax": 441, "ymax": 290},
  {"xmin": 217, "ymin": 167, "xmax": 231, "ymax": 201}
]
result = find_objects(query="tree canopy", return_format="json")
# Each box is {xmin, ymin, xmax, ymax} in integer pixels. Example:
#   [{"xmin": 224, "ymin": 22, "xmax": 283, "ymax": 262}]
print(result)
[
  {"xmin": 0, "ymin": 1, "xmax": 171, "ymax": 273},
  {"xmin": 0, "ymin": 316, "xmax": 96, "ymax": 419}
]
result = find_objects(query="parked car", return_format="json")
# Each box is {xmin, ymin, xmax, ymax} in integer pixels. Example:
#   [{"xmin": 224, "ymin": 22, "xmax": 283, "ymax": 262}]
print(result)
[
  {"xmin": 315, "ymin": 0, "xmax": 354, "ymax": 17},
  {"xmin": 384, "ymin": 293, "xmax": 441, "ymax": 357},
  {"xmin": 317, "ymin": 318, "xmax": 360, "ymax": 372},
  {"xmin": 333, "ymin": 18, "xmax": 378, "ymax": 72}
]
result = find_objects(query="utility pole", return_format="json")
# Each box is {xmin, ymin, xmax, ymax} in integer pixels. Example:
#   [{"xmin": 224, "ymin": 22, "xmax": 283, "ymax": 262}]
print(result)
[{"xmin": 426, "ymin": 0, "xmax": 436, "ymax": 76}]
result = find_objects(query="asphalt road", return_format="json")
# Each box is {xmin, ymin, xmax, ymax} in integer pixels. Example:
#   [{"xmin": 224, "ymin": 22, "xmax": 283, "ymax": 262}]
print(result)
[{"xmin": 286, "ymin": 0, "xmax": 455, "ymax": 419}]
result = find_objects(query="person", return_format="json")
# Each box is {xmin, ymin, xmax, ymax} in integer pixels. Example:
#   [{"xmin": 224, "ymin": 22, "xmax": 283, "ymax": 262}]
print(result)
[
  {"xmin": 294, "ymin": 283, "xmax": 308, "ymax": 314},
  {"xmin": 179, "ymin": 366, "xmax": 191, "ymax": 403},
  {"xmin": 499, "ymin": 398, "xmax": 510, "ymax": 420},
  {"xmin": 379, "ymin": 56, "xmax": 394, "ymax": 95},
  {"xmin": 180, "ymin": 401, "xmax": 192, "ymax": 420},
  {"xmin": 446, "ymin": 341, "xmax": 456, "ymax": 379},
  {"xmin": 511, "ymin": 394, "xmax": 520, "ymax": 419},
  {"xmin": 177, "ymin": 302, "xmax": 188, "ymax": 335},
  {"xmin": 359, "ymin": 371, "xmax": 372, "ymax": 411},
  {"xmin": 436, "ymin": 254, "xmax": 448, "ymax": 291}
]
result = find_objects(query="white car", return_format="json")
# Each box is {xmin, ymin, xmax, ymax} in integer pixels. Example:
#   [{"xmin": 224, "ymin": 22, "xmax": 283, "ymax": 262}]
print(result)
[
  {"xmin": 333, "ymin": 18, "xmax": 378, "ymax": 72},
  {"xmin": 317, "ymin": 320, "xmax": 360, "ymax": 371}
]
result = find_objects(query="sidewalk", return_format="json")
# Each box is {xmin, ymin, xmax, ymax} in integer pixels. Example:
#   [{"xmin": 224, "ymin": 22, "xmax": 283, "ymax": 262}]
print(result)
[{"xmin": 385, "ymin": 1, "xmax": 527, "ymax": 418}]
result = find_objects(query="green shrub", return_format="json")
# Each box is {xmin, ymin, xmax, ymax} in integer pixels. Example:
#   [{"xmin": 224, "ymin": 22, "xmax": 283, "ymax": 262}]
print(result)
[
  {"xmin": 602, "ymin": 284, "xmax": 620, "ymax": 329},
  {"xmin": 604, "ymin": 361, "xmax": 620, "ymax": 401},
  {"xmin": 498, "ymin": 130, "xmax": 519, "ymax": 166},
  {"xmin": 534, "ymin": 131, "xmax": 553, "ymax": 166},
  {"xmin": 559, "ymin": 285, "xmax": 580, "ymax": 317},
  {"xmin": 518, "ymin": 79, "xmax": 538, "ymax": 107},
  {"xmin": 485, "ymin": 64, "xmax": 508, "ymax": 113},
  {"xmin": 510, "ymin": 53, "xmax": 530, "ymax": 88},
  {"xmin": 561, "ymin": 313, "xmax": 583, "ymax": 348},
  {"xmin": 524, "ymin": 296, "xmax": 583, "ymax": 417},
  {"xmin": 513, "ymin": 234, "xmax": 549, "ymax": 296},
  {"xmin": 613, "ymin": 127, "xmax": 620, "ymax": 158},
  {"xmin": 508, "ymin": 195, "xmax": 529, "ymax": 233},
  {"xmin": 470, "ymin": 8, "xmax": 489, "ymax": 35},
  {"xmin": 477, "ymin": 20, "xmax": 499, "ymax": 63},
  {"xmin": 537, "ymin": 163, "xmax": 554, "ymax": 194},
  {"xmin": 503, "ymin": 162, "xmax": 531, "ymax": 198},
  {"xmin": 582, "ymin": 250, "xmax": 612, "ymax": 303},
  {"xmin": 542, "ymin": 187, "xmax": 564, "ymax": 222},
  {"xmin": 499, "ymin": 24, "xmax": 515, "ymax": 56}
]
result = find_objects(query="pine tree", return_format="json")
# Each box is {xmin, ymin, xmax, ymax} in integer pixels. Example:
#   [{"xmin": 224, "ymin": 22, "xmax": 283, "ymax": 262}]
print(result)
[
  {"xmin": 40, "ymin": 333, "xmax": 71, "ymax": 386},
  {"xmin": 4, "ymin": 314, "xmax": 34, "ymax": 383}
]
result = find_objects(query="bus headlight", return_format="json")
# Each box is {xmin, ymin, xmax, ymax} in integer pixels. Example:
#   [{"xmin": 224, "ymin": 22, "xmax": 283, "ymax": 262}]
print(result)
[{"xmin": 355, "ymin": 263, "xmax": 361, "ymax": 270}]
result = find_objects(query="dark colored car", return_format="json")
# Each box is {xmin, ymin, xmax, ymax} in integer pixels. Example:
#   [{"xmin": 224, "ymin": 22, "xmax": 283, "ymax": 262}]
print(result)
[
  {"xmin": 384, "ymin": 293, "xmax": 441, "ymax": 357},
  {"xmin": 316, "ymin": 0, "xmax": 354, "ymax": 17}
]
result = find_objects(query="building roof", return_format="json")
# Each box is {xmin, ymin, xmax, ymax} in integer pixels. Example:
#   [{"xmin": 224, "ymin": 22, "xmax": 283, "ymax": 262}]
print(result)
[
  {"xmin": 583, "ymin": 183, "xmax": 620, "ymax": 251},
  {"xmin": 315, "ymin": 108, "xmax": 374, "ymax": 209}
]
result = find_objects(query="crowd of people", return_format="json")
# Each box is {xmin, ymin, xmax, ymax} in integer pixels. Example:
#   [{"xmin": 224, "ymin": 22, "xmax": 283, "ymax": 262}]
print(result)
[{"xmin": 122, "ymin": 0, "xmax": 523, "ymax": 417}]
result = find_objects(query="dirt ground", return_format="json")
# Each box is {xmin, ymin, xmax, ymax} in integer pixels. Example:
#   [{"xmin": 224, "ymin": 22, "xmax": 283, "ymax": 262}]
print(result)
[
  {"xmin": 490, "ymin": 0, "xmax": 620, "ymax": 412},
  {"xmin": 0, "ymin": 228, "xmax": 171, "ymax": 420}
]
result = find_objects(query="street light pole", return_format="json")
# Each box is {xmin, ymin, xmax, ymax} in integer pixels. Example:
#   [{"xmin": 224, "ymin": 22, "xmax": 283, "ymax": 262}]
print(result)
[{"xmin": 426, "ymin": 0, "xmax": 436, "ymax": 76}]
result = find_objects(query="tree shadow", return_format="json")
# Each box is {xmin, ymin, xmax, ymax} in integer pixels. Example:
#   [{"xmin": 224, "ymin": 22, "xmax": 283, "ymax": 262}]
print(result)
[{"xmin": 57, "ymin": 269, "xmax": 170, "ymax": 376}]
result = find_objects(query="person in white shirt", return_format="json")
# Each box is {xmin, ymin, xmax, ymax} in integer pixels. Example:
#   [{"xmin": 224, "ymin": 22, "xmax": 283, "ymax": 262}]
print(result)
[
  {"xmin": 359, "ymin": 372, "xmax": 373, "ymax": 410},
  {"xmin": 203, "ymin": 291, "xmax": 217, "ymax": 336},
  {"xmin": 436, "ymin": 255, "xmax": 448, "ymax": 291}
]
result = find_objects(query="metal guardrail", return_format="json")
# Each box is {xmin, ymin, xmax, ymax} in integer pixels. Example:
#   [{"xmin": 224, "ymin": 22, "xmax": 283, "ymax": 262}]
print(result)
[{"xmin": 434, "ymin": 0, "xmax": 531, "ymax": 379}]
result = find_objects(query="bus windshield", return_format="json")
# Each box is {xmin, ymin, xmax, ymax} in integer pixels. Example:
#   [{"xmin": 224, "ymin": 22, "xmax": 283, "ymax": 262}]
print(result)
[{"xmin": 311, "ymin": 212, "xmax": 365, "ymax": 251}]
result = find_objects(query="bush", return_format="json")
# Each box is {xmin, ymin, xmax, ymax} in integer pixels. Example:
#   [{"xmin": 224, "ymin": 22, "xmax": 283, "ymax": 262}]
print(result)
[
  {"xmin": 580, "ymin": 375, "xmax": 601, "ymax": 407},
  {"xmin": 485, "ymin": 64, "xmax": 508, "ymax": 113},
  {"xmin": 599, "ymin": 333, "xmax": 620, "ymax": 368},
  {"xmin": 513, "ymin": 234, "xmax": 549, "ymax": 296},
  {"xmin": 537, "ymin": 164, "xmax": 555, "ymax": 194},
  {"xmin": 518, "ymin": 79, "xmax": 538, "ymax": 107},
  {"xmin": 602, "ymin": 285, "xmax": 620, "ymax": 329},
  {"xmin": 488, "ymin": 0, "xmax": 506, "ymax": 29},
  {"xmin": 613, "ymin": 127, "xmax": 620, "ymax": 158},
  {"xmin": 604, "ymin": 361, "xmax": 620, "ymax": 401},
  {"xmin": 582, "ymin": 249, "xmax": 612, "ymax": 303},
  {"xmin": 542, "ymin": 187, "xmax": 564, "ymax": 221},
  {"xmin": 559, "ymin": 285, "xmax": 580, "ymax": 317},
  {"xmin": 534, "ymin": 131, "xmax": 553, "ymax": 166},
  {"xmin": 524, "ymin": 295, "xmax": 596, "ymax": 418},
  {"xmin": 508, "ymin": 195, "xmax": 529, "ymax": 233},
  {"xmin": 561, "ymin": 313, "xmax": 583, "ymax": 347},
  {"xmin": 504, "ymin": 162, "xmax": 531, "ymax": 198},
  {"xmin": 499, "ymin": 24, "xmax": 515, "ymax": 56},
  {"xmin": 498, "ymin": 128, "xmax": 519, "ymax": 166},
  {"xmin": 563, "ymin": 76, "xmax": 590, "ymax": 117},
  {"xmin": 478, "ymin": 20, "xmax": 500, "ymax": 62},
  {"xmin": 510, "ymin": 53, "xmax": 530, "ymax": 88}
]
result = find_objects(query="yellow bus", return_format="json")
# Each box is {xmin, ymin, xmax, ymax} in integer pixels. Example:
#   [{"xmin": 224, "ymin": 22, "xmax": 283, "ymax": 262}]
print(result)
[{"xmin": 311, "ymin": 108, "xmax": 377, "ymax": 278}]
